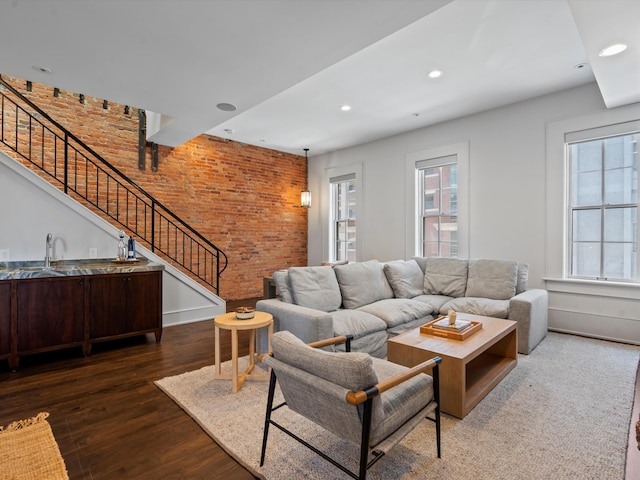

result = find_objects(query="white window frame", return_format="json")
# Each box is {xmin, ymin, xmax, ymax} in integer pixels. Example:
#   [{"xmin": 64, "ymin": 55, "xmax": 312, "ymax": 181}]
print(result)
[
  {"xmin": 416, "ymin": 156, "xmax": 458, "ymax": 258},
  {"xmin": 323, "ymin": 164, "xmax": 363, "ymax": 263},
  {"xmin": 405, "ymin": 141, "xmax": 469, "ymax": 259},
  {"xmin": 566, "ymin": 126, "xmax": 639, "ymax": 282},
  {"xmin": 545, "ymin": 105, "xmax": 640, "ymax": 296},
  {"xmin": 330, "ymin": 173, "xmax": 357, "ymax": 262}
]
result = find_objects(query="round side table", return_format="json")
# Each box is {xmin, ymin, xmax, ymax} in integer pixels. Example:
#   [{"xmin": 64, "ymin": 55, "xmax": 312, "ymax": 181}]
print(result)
[{"xmin": 214, "ymin": 311, "xmax": 273, "ymax": 393}]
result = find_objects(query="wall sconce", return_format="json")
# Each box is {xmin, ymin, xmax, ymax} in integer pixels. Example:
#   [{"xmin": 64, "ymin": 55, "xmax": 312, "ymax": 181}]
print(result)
[
  {"xmin": 301, "ymin": 190, "xmax": 311, "ymax": 208},
  {"xmin": 301, "ymin": 148, "xmax": 311, "ymax": 208}
]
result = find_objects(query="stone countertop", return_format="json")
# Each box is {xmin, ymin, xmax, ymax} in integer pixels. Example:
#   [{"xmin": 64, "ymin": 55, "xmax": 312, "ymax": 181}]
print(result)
[{"xmin": 0, "ymin": 257, "xmax": 164, "ymax": 280}]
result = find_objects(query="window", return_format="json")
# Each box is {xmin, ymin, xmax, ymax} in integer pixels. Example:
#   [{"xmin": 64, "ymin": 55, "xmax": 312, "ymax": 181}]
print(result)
[
  {"xmin": 331, "ymin": 173, "xmax": 356, "ymax": 262},
  {"xmin": 417, "ymin": 156, "xmax": 458, "ymax": 257},
  {"xmin": 568, "ymin": 130, "xmax": 639, "ymax": 281}
]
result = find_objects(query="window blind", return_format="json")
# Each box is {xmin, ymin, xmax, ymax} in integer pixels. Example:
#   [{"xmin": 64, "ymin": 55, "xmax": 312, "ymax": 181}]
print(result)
[
  {"xmin": 565, "ymin": 120, "xmax": 640, "ymax": 144},
  {"xmin": 415, "ymin": 154, "xmax": 457, "ymax": 170},
  {"xmin": 329, "ymin": 172, "xmax": 356, "ymax": 183}
]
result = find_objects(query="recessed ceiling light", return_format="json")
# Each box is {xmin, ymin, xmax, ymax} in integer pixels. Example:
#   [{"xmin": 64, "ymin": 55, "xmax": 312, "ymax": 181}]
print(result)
[
  {"xmin": 340, "ymin": 105, "xmax": 352, "ymax": 111},
  {"xmin": 223, "ymin": 128, "xmax": 234, "ymax": 134},
  {"xmin": 428, "ymin": 70, "xmax": 443, "ymax": 78},
  {"xmin": 411, "ymin": 112, "xmax": 420, "ymax": 117},
  {"xmin": 32, "ymin": 65, "xmax": 52, "ymax": 74},
  {"xmin": 598, "ymin": 43, "xmax": 627, "ymax": 57},
  {"xmin": 216, "ymin": 102, "xmax": 237, "ymax": 112}
]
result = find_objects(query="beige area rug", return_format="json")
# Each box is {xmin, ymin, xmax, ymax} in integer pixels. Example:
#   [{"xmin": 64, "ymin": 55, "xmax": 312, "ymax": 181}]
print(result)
[
  {"xmin": 156, "ymin": 333, "xmax": 640, "ymax": 480},
  {"xmin": 0, "ymin": 412, "xmax": 69, "ymax": 480}
]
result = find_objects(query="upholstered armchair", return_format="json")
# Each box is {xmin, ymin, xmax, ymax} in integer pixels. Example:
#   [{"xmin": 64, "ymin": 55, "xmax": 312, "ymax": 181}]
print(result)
[{"xmin": 260, "ymin": 331, "xmax": 441, "ymax": 480}]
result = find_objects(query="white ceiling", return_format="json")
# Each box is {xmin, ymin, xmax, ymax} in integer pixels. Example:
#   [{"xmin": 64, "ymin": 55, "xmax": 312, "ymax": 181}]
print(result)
[{"xmin": 0, "ymin": 0, "xmax": 638, "ymax": 157}]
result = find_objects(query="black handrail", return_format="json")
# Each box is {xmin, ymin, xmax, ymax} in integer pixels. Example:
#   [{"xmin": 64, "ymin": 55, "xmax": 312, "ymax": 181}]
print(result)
[{"xmin": 0, "ymin": 75, "xmax": 228, "ymax": 294}]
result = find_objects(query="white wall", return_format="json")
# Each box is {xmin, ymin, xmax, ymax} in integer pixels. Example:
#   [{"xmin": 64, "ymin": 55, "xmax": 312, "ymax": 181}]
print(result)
[
  {"xmin": 0, "ymin": 152, "xmax": 225, "ymax": 326},
  {"xmin": 308, "ymin": 82, "xmax": 640, "ymax": 344}
]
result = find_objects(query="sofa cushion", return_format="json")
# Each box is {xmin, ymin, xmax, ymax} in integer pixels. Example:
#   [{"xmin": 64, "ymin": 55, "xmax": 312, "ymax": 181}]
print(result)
[
  {"xmin": 423, "ymin": 257, "xmax": 469, "ymax": 297},
  {"xmin": 383, "ymin": 260, "xmax": 424, "ymax": 299},
  {"xmin": 288, "ymin": 266, "xmax": 342, "ymax": 312},
  {"xmin": 516, "ymin": 263, "xmax": 529, "ymax": 294},
  {"xmin": 441, "ymin": 297, "xmax": 510, "ymax": 318},
  {"xmin": 331, "ymin": 309, "xmax": 388, "ymax": 340},
  {"xmin": 465, "ymin": 259, "xmax": 518, "ymax": 300},
  {"xmin": 358, "ymin": 298, "xmax": 433, "ymax": 328},
  {"xmin": 272, "ymin": 270, "xmax": 293, "ymax": 303},
  {"xmin": 334, "ymin": 260, "xmax": 391, "ymax": 309},
  {"xmin": 412, "ymin": 294, "xmax": 453, "ymax": 313},
  {"xmin": 412, "ymin": 256, "xmax": 427, "ymax": 273},
  {"xmin": 387, "ymin": 316, "xmax": 433, "ymax": 337},
  {"xmin": 335, "ymin": 331, "xmax": 388, "ymax": 358}
]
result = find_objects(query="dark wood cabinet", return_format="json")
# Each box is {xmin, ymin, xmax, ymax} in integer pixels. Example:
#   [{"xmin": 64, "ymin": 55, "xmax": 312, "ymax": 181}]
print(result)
[
  {"xmin": 88, "ymin": 271, "xmax": 162, "ymax": 343},
  {"xmin": 2, "ymin": 269, "xmax": 162, "ymax": 370},
  {"xmin": 16, "ymin": 277, "xmax": 85, "ymax": 352},
  {"xmin": 0, "ymin": 283, "xmax": 10, "ymax": 358}
]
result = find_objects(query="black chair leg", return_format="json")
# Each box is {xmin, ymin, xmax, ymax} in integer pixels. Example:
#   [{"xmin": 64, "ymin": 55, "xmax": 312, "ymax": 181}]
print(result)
[
  {"xmin": 433, "ymin": 364, "xmax": 441, "ymax": 458},
  {"xmin": 358, "ymin": 398, "xmax": 374, "ymax": 480},
  {"xmin": 260, "ymin": 370, "xmax": 278, "ymax": 466}
]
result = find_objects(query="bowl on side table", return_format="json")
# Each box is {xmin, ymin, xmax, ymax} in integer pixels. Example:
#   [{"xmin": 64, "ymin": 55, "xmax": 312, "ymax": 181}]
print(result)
[{"xmin": 235, "ymin": 307, "xmax": 255, "ymax": 320}]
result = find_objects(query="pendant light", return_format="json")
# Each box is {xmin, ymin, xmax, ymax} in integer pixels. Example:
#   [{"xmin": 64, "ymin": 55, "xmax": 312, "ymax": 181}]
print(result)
[{"xmin": 301, "ymin": 148, "xmax": 311, "ymax": 208}]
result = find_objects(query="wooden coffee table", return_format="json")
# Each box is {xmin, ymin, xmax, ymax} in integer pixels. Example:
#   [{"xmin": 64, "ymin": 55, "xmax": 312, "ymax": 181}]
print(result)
[{"xmin": 388, "ymin": 313, "xmax": 517, "ymax": 418}]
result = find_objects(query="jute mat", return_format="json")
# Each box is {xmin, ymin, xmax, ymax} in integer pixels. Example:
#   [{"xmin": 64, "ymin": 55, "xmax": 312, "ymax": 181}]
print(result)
[
  {"xmin": 0, "ymin": 412, "xmax": 69, "ymax": 480},
  {"xmin": 156, "ymin": 332, "xmax": 640, "ymax": 480}
]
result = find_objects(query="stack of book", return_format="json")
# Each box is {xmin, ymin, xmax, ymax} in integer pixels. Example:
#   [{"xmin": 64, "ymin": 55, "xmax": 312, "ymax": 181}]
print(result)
[{"xmin": 432, "ymin": 317, "xmax": 472, "ymax": 332}]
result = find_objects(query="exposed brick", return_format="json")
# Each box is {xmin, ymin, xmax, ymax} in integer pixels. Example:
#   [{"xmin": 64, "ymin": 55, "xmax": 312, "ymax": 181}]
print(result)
[{"xmin": 2, "ymin": 76, "xmax": 307, "ymax": 300}]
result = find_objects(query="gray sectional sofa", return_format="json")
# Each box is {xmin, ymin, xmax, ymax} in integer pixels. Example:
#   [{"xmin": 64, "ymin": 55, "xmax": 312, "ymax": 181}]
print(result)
[{"xmin": 256, "ymin": 257, "xmax": 548, "ymax": 357}]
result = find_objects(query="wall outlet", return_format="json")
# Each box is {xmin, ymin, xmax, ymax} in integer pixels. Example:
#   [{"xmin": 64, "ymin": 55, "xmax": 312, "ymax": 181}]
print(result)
[
  {"xmin": 89, "ymin": 248, "xmax": 98, "ymax": 259},
  {"xmin": 0, "ymin": 249, "xmax": 9, "ymax": 261}
]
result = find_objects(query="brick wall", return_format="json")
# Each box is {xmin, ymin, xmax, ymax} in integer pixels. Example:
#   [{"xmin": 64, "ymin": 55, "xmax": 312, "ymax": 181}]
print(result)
[{"xmin": 2, "ymin": 76, "xmax": 307, "ymax": 300}]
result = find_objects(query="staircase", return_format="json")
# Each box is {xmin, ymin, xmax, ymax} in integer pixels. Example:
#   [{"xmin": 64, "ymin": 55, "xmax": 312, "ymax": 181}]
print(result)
[{"xmin": 0, "ymin": 75, "xmax": 227, "ymax": 295}]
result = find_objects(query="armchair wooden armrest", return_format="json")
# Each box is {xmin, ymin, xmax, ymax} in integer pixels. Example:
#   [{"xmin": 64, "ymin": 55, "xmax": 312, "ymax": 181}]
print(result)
[
  {"xmin": 308, "ymin": 334, "xmax": 353, "ymax": 350},
  {"xmin": 264, "ymin": 334, "xmax": 354, "ymax": 359},
  {"xmin": 346, "ymin": 356, "xmax": 442, "ymax": 405}
]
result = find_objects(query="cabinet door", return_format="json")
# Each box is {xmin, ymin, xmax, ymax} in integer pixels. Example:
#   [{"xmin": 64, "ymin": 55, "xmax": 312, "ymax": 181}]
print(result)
[
  {"xmin": 0, "ymin": 282, "xmax": 10, "ymax": 356},
  {"xmin": 16, "ymin": 277, "xmax": 84, "ymax": 352},
  {"xmin": 126, "ymin": 272, "xmax": 161, "ymax": 333},
  {"xmin": 88, "ymin": 275, "xmax": 128, "ymax": 339}
]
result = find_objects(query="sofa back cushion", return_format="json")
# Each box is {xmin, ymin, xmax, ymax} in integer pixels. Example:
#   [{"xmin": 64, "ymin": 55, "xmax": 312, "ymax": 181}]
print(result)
[
  {"xmin": 273, "ymin": 270, "xmax": 293, "ymax": 303},
  {"xmin": 412, "ymin": 256, "xmax": 427, "ymax": 273},
  {"xmin": 383, "ymin": 259, "xmax": 424, "ymax": 299},
  {"xmin": 334, "ymin": 260, "xmax": 392, "ymax": 309},
  {"xmin": 465, "ymin": 259, "xmax": 518, "ymax": 300},
  {"xmin": 288, "ymin": 266, "xmax": 342, "ymax": 312},
  {"xmin": 516, "ymin": 263, "xmax": 529, "ymax": 294},
  {"xmin": 423, "ymin": 257, "xmax": 468, "ymax": 297}
]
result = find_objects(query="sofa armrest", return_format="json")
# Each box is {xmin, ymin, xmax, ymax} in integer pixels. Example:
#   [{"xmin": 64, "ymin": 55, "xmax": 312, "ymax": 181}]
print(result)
[
  {"xmin": 508, "ymin": 289, "xmax": 548, "ymax": 354},
  {"xmin": 256, "ymin": 299, "xmax": 334, "ymax": 352}
]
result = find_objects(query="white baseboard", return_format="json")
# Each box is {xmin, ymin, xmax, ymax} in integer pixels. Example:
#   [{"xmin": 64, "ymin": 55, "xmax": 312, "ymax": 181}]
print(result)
[
  {"xmin": 548, "ymin": 308, "xmax": 640, "ymax": 346},
  {"xmin": 163, "ymin": 304, "xmax": 226, "ymax": 327}
]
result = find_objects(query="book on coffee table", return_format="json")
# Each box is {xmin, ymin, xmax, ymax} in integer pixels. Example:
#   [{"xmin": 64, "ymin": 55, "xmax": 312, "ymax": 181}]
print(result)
[{"xmin": 432, "ymin": 318, "xmax": 472, "ymax": 332}]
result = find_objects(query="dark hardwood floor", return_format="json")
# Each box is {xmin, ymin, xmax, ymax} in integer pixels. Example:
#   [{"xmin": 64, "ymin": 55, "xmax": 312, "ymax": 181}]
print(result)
[{"xmin": 0, "ymin": 299, "xmax": 261, "ymax": 480}]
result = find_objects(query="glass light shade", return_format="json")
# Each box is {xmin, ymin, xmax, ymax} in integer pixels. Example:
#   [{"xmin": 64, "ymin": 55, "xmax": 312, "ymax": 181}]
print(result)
[{"xmin": 301, "ymin": 190, "xmax": 311, "ymax": 208}]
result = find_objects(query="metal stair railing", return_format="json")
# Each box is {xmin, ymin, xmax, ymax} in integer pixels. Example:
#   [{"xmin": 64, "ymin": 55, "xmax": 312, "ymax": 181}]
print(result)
[{"xmin": 0, "ymin": 76, "xmax": 227, "ymax": 294}]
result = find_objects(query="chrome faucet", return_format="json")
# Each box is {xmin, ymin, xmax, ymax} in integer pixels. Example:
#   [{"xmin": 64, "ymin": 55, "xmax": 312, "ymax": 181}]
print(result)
[{"xmin": 44, "ymin": 233, "xmax": 52, "ymax": 269}]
